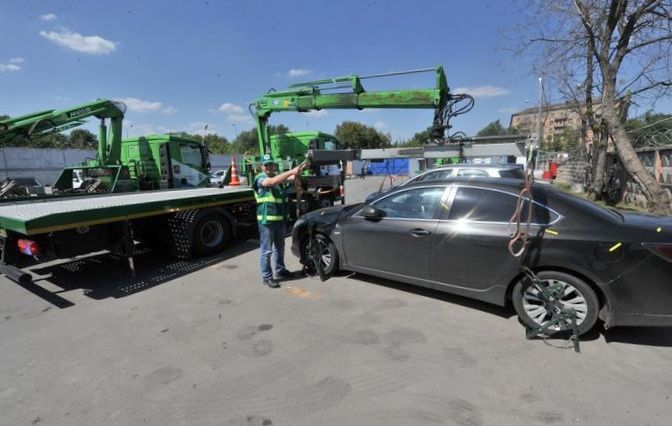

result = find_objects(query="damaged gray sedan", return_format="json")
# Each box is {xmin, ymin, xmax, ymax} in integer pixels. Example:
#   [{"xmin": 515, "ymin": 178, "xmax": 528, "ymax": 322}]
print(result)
[{"xmin": 291, "ymin": 178, "xmax": 672, "ymax": 335}]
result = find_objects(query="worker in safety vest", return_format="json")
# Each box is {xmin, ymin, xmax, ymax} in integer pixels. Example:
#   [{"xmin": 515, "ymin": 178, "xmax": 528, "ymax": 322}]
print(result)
[{"xmin": 253, "ymin": 154, "xmax": 305, "ymax": 288}]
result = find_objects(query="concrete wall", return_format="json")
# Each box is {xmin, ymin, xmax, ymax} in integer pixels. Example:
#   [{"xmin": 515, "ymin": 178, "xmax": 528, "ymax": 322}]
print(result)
[
  {"xmin": 555, "ymin": 146, "xmax": 672, "ymax": 208},
  {"xmin": 622, "ymin": 147, "xmax": 672, "ymax": 208},
  {"xmin": 0, "ymin": 147, "xmax": 244, "ymax": 186},
  {"xmin": 0, "ymin": 147, "xmax": 94, "ymax": 185}
]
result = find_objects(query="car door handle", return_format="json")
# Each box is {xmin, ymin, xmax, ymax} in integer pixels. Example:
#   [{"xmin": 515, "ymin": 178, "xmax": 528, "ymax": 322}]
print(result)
[{"xmin": 410, "ymin": 228, "xmax": 431, "ymax": 236}]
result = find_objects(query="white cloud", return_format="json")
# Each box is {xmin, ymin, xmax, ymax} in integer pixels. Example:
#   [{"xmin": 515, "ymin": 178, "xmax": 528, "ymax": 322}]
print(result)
[
  {"xmin": 128, "ymin": 123, "xmax": 173, "ymax": 136},
  {"xmin": 40, "ymin": 13, "xmax": 58, "ymax": 21},
  {"xmin": 374, "ymin": 121, "xmax": 388, "ymax": 130},
  {"xmin": 288, "ymin": 68, "xmax": 311, "ymax": 77},
  {"xmin": 227, "ymin": 114, "xmax": 253, "ymax": 123},
  {"xmin": 161, "ymin": 106, "xmax": 177, "ymax": 115},
  {"xmin": 453, "ymin": 85, "xmax": 510, "ymax": 98},
  {"xmin": 9, "ymin": 58, "xmax": 25, "ymax": 64},
  {"xmin": 302, "ymin": 110, "xmax": 328, "ymax": 118},
  {"xmin": 39, "ymin": 28, "xmax": 116, "ymax": 55},
  {"xmin": 0, "ymin": 63, "xmax": 21, "ymax": 72},
  {"xmin": 498, "ymin": 107, "xmax": 522, "ymax": 114},
  {"xmin": 218, "ymin": 103, "xmax": 245, "ymax": 114},
  {"xmin": 118, "ymin": 97, "xmax": 163, "ymax": 113},
  {"xmin": 189, "ymin": 122, "xmax": 219, "ymax": 135}
]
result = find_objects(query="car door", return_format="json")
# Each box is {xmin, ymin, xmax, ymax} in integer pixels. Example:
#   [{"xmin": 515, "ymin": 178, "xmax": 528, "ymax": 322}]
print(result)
[
  {"xmin": 341, "ymin": 186, "xmax": 447, "ymax": 280},
  {"xmin": 431, "ymin": 186, "xmax": 557, "ymax": 292}
]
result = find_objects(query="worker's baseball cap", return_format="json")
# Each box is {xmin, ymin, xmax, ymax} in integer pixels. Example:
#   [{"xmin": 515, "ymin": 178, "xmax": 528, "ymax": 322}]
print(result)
[{"xmin": 261, "ymin": 154, "xmax": 275, "ymax": 165}]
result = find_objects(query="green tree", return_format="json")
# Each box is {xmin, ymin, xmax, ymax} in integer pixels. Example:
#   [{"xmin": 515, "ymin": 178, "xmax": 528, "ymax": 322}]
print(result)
[
  {"xmin": 625, "ymin": 111, "xmax": 672, "ymax": 148},
  {"xmin": 541, "ymin": 128, "xmax": 580, "ymax": 153},
  {"xmin": 334, "ymin": 121, "xmax": 391, "ymax": 149},
  {"xmin": 477, "ymin": 120, "xmax": 509, "ymax": 137},
  {"xmin": 202, "ymin": 134, "xmax": 231, "ymax": 154},
  {"xmin": 232, "ymin": 124, "xmax": 289, "ymax": 154},
  {"xmin": 68, "ymin": 129, "xmax": 98, "ymax": 149},
  {"xmin": 402, "ymin": 126, "xmax": 434, "ymax": 147},
  {"xmin": 32, "ymin": 133, "xmax": 68, "ymax": 148}
]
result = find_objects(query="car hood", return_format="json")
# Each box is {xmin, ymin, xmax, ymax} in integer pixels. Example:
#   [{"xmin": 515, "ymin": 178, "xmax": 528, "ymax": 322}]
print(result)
[
  {"xmin": 304, "ymin": 203, "xmax": 361, "ymax": 224},
  {"xmin": 299, "ymin": 203, "xmax": 363, "ymax": 235}
]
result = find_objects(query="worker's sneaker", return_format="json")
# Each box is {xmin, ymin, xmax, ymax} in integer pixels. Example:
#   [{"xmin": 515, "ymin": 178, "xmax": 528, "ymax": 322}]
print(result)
[
  {"xmin": 275, "ymin": 269, "xmax": 296, "ymax": 280},
  {"xmin": 263, "ymin": 279, "xmax": 280, "ymax": 288}
]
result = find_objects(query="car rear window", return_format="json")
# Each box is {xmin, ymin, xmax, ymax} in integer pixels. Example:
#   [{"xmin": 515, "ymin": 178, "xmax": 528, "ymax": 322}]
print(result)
[{"xmin": 498, "ymin": 168, "xmax": 525, "ymax": 179}]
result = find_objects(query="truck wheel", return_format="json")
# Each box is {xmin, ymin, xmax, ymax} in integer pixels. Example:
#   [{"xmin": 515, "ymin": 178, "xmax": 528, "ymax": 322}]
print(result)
[
  {"xmin": 512, "ymin": 271, "xmax": 599, "ymax": 336},
  {"xmin": 192, "ymin": 213, "xmax": 232, "ymax": 256}
]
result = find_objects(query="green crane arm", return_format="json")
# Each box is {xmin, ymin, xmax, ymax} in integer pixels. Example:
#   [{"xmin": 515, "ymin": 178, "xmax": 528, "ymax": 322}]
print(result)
[
  {"xmin": 252, "ymin": 66, "xmax": 451, "ymax": 155},
  {"xmin": 0, "ymin": 99, "xmax": 126, "ymax": 164}
]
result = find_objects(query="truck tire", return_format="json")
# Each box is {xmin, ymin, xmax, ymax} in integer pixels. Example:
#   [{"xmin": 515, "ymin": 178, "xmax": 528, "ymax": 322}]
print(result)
[
  {"xmin": 191, "ymin": 213, "xmax": 232, "ymax": 257},
  {"xmin": 167, "ymin": 209, "xmax": 233, "ymax": 258}
]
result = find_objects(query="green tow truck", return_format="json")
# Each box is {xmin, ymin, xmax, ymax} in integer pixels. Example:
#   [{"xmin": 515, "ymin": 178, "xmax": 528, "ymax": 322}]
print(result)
[{"xmin": 0, "ymin": 100, "xmax": 256, "ymax": 284}]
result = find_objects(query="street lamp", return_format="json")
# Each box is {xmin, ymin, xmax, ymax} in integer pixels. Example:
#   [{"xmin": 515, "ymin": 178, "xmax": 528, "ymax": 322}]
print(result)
[
  {"xmin": 202, "ymin": 124, "xmax": 208, "ymax": 143},
  {"xmin": 126, "ymin": 123, "xmax": 134, "ymax": 138},
  {"xmin": 232, "ymin": 123, "xmax": 238, "ymax": 140}
]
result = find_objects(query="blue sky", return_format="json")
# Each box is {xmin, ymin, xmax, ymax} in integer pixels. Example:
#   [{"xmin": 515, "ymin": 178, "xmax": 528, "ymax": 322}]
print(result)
[{"xmin": 1, "ymin": 0, "xmax": 670, "ymax": 143}]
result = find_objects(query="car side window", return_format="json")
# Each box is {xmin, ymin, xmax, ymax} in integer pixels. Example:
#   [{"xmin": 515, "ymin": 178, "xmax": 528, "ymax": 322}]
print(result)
[
  {"xmin": 445, "ymin": 187, "xmax": 555, "ymax": 224},
  {"xmin": 373, "ymin": 187, "xmax": 445, "ymax": 220},
  {"xmin": 456, "ymin": 169, "xmax": 489, "ymax": 177}
]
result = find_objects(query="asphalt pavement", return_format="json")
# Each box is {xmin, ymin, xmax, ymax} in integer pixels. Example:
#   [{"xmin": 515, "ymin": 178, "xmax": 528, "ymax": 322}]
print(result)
[{"xmin": 0, "ymin": 176, "xmax": 671, "ymax": 426}]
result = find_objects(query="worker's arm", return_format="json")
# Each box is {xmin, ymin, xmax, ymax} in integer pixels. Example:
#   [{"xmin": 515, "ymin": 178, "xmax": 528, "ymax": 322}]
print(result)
[{"xmin": 261, "ymin": 165, "xmax": 304, "ymax": 187}]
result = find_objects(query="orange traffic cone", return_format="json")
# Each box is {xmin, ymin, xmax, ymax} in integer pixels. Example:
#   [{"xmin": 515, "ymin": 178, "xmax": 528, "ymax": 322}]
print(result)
[{"xmin": 228, "ymin": 156, "xmax": 241, "ymax": 186}]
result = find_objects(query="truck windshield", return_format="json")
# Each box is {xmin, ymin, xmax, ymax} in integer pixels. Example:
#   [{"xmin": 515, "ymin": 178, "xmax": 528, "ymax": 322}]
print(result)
[{"xmin": 180, "ymin": 145, "xmax": 204, "ymax": 169}]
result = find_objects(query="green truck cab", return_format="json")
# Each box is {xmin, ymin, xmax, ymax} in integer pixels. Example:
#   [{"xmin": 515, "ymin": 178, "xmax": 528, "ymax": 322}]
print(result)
[
  {"xmin": 52, "ymin": 134, "xmax": 211, "ymax": 194},
  {"xmin": 242, "ymin": 131, "xmax": 345, "ymax": 215}
]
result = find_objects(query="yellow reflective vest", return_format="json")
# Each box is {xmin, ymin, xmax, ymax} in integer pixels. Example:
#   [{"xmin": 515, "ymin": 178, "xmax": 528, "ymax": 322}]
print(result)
[{"xmin": 252, "ymin": 173, "xmax": 288, "ymax": 224}]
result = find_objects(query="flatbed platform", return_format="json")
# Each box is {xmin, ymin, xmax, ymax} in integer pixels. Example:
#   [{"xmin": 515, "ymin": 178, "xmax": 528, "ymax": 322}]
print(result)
[{"xmin": 0, "ymin": 186, "xmax": 254, "ymax": 236}]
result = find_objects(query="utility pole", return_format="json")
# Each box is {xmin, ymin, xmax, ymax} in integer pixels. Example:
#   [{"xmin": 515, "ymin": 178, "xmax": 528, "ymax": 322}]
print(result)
[
  {"xmin": 202, "ymin": 124, "xmax": 208, "ymax": 143},
  {"xmin": 537, "ymin": 77, "xmax": 544, "ymax": 147}
]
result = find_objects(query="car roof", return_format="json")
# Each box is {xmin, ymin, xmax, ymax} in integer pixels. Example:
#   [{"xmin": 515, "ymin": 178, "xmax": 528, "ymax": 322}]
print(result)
[
  {"xmin": 429, "ymin": 163, "xmax": 522, "ymax": 169},
  {"xmin": 399, "ymin": 176, "xmax": 549, "ymax": 193}
]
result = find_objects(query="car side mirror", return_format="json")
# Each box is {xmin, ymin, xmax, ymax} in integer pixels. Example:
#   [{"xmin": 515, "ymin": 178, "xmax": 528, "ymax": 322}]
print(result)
[{"xmin": 361, "ymin": 205, "xmax": 384, "ymax": 221}]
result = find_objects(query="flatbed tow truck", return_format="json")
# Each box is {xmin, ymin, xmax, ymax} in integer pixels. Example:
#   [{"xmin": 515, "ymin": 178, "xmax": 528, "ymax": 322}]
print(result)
[{"xmin": 0, "ymin": 100, "xmax": 256, "ymax": 285}]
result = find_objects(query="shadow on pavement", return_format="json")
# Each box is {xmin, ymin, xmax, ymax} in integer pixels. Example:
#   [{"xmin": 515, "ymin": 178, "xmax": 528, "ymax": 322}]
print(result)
[
  {"xmin": 343, "ymin": 272, "xmax": 514, "ymax": 319},
  {"xmin": 24, "ymin": 239, "xmax": 258, "ymax": 304},
  {"xmin": 343, "ymin": 272, "xmax": 672, "ymax": 347},
  {"xmin": 603, "ymin": 326, "xmax": 672, "ymax": 347}
]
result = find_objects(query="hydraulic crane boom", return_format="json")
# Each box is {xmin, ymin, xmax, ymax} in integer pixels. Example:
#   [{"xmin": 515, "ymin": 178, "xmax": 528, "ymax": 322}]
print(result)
[
  {"xmin": 0, "ymin": 99, "xmax": 126, "ymax": 165},
  {"xmin": 252, "ymin": 66, "xmax": 456, "ymax": 154}
]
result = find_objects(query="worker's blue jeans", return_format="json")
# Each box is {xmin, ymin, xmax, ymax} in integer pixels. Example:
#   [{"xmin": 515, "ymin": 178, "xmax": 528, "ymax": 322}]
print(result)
[{"xmin": 258, "ymin": 222, "xmax": 288, "ymax": 281}]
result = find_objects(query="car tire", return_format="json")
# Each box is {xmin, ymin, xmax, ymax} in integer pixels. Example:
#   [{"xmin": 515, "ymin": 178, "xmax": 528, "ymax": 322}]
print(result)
[
  {"xmin": 192, "ymin": 213, "xmax": 232, "ymax": 257},
  {"xmin": 512, "ymin": 271, "xmax": 599, "ymax": 336},
  {"xmin": 304, "ymin": 234, "xmax": 339, "ymax": 276}
]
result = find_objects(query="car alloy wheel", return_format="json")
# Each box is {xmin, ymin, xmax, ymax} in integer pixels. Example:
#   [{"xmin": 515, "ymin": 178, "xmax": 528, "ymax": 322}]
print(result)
[
  {"xmin": 512, "ymin": 271, "xmax": 599, "ymax": 336},
  {"xmin": 522, "ymin": 279, "xmax": 588, "ymax": 329},
  {"xmin": 304, "ymin": 234, "xmax": 339, "ymax": 276}
]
